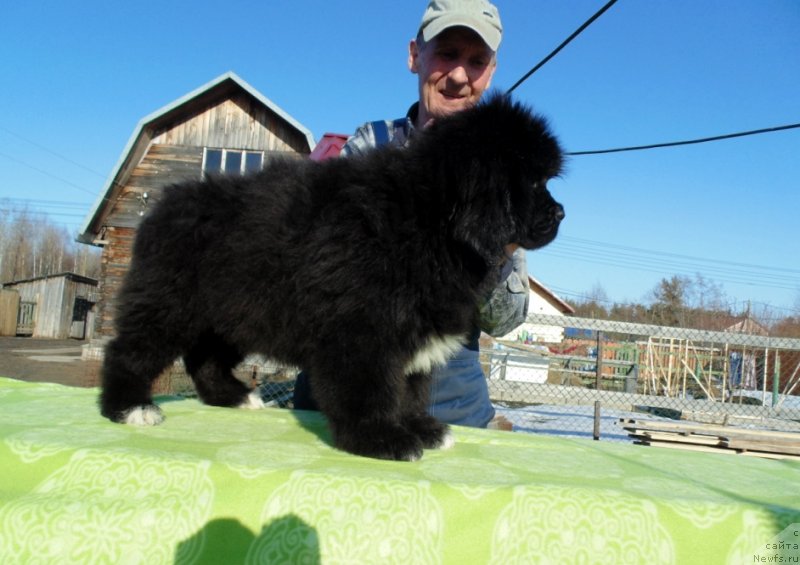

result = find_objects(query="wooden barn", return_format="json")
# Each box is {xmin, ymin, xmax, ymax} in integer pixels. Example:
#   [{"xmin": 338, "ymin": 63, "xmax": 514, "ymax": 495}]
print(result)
[
  {"xmin": 0, "ymin": 273, "xmax": 98, "ymax": 339},
  {"xmin": 78, "ymin": 72, "xmax": 315, "ymax": 349}
]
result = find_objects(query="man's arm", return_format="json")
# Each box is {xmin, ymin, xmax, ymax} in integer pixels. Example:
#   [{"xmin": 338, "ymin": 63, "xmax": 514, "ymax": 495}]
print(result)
[
  {"xmin": 478, "ymin": 248, "xmax": 529, "ymax": 337},
  {"xmin": 340, "ymin": 123, "xmax": 375, "ymax": 157}
]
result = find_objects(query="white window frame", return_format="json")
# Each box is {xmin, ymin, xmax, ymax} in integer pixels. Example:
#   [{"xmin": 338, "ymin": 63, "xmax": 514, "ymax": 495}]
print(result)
[{"xmin": 202, "ymin": 148, "xmax": 265, "ymax": 177}]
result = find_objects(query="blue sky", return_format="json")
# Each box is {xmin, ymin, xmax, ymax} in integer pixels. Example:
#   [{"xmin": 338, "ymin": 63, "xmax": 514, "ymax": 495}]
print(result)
[{"xmin": 1, "ymin": 1, "xmax": 798, "ymax": 316}]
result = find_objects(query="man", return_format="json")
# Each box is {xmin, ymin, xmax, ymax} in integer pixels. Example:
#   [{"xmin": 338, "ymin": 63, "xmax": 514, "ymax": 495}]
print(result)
[{"xmin": 294, "ymin": 0, "xmax": 526, "ymax": 429}]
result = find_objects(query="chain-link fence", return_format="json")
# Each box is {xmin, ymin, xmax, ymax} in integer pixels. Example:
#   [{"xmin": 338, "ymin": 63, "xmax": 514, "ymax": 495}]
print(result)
[
  {"xmin": 139, "ymin": 312, "xmax": 800, "ymax": 446},
  {"xmin": 486, "ymin": 313, "xmax": 800, "ymax": 442}
]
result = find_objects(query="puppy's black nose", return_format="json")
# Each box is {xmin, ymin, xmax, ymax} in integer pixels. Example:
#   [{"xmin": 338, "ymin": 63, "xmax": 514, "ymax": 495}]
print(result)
[{"xmin": 554, "ymin": 204, "xmax": 565, "ymax": 222}]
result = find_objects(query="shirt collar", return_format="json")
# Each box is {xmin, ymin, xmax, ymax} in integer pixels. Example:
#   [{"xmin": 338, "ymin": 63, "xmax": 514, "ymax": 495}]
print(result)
[{"xmin": 405, "ymin": 102, "xmax": 420, "ymax": 138}]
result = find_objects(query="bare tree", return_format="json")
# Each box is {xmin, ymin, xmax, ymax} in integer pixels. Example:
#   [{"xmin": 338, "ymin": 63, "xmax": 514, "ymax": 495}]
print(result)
[{"xmin": 0, "ymin": 205, "xmax": 100, "ymax": 283}]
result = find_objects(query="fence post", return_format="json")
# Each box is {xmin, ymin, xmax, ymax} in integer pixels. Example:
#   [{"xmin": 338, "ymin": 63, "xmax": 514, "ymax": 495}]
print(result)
[
  {"xmin": 595, "ymin": 331, "xmax": 604, "ymax": 390},
  {"xmin": 772, "ymin": 351, "xmax": 780, "ymax": 407},
  {"xmin": 593, "ymin": 401, "xmax": 601, "ymax": 441}
]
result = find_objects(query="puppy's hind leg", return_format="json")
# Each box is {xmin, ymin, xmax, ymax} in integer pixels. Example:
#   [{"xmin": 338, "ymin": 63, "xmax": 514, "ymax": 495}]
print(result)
[
  {"xmin": 100, "ymin": 335, "xmax": 178, "ymax": 425},
  {"xmin": 183, "ymin": 332, "xmax": 262, "ymax": 410}
]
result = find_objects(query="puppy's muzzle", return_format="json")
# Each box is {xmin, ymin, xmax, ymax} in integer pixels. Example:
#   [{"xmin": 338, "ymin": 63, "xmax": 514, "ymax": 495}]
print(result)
[
  {"xmin": 542, "ymin": 202, "xmax": 565, "ymax": 233},
  {"xmin": 522, "ymin": 201, "xmax": 564, "ymax": 250},
  {"xmin": 553, "ymin": 203, "xmax": 565, "ymax": 223}
]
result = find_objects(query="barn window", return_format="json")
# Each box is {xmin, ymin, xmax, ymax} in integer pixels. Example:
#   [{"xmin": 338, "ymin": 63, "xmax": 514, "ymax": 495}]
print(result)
[
  {"xmin": 245, "ymin": 152, "xmax": 263, "ymax": 173},
  {"xmin": 202, "ymin": 148, "xmax": 264, "ymax": 176}
]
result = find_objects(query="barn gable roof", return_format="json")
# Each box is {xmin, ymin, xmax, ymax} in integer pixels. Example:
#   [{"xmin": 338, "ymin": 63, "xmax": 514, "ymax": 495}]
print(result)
[{"xmin": 77, "ymin": 72, "xmax": 316, "ymax": 244}]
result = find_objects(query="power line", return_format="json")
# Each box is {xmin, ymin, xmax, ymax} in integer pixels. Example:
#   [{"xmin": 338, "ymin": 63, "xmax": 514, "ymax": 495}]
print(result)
[
  {"xmin": 0, "ymin": 125, "xmax": 108, "ymax": 179},
  {"xmin": 506, "ymin": 0, "xmax": 620, "ymax": 95},
  {"xmin": 566, "ymin": 122, "xmax": 800, "ymax": 156},
  {"xmin": 0, "ymin": 198, "xmax": 91, "ymax": 232},
  {"xmin": 561, "ymin": 236, "xmax": 800, "ymax": 276},
  {"xmin": 0, "ymin": 197, "xmax": 91, "ymax": 209},
  {"xmin": 538, "ymin": 236, "xmax": 800, "ymax": 292},
  {"xmin": 538, "ymin": 249, "xmax": 798, "ymax": 291},
  {"xmin": 539, "ymin": 249, "xmax": 798, "ymax": 291},
  {"xmin": 0, "ymin": 150, "xmax": 98, "ymax": 197}
]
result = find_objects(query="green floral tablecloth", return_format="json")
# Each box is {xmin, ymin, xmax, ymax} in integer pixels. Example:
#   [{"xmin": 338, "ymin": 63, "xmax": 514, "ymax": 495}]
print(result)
[{"xmin": 0, "ymin": 377, "xmax": 798, "ymax": 564}]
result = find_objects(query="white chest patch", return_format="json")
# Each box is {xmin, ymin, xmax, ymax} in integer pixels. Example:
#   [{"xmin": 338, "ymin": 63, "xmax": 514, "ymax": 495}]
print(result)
[{"xmin": 404, "ymin": 334, "xmax": 466, "ymax": 375}]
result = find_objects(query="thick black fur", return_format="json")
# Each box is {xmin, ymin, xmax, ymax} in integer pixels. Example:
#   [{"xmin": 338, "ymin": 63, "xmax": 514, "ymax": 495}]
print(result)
[{"xmin": 99, "ymin": 93, "xmax": 565, "ymax": 461}]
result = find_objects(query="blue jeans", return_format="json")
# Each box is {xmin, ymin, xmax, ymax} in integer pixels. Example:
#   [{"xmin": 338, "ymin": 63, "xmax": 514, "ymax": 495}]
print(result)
[{"xmin": 428, "ymin": 348, "xmax": 495, "ymax": 428}]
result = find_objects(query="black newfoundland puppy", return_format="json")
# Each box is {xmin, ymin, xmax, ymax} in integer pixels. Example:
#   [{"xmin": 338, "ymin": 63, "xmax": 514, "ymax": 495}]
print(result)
[{"xmin": 100, "ymin": 93, "xmax": 565, "ymax": 461}]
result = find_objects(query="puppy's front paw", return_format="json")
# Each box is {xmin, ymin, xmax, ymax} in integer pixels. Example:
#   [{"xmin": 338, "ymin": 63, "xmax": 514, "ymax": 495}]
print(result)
[
  {"xmin": 435, "ymin": 428, "xmax": 455, "ymax": 450},
  {"xmin": 335, "ymin": 423, "xmax": 424, "ymax": 462},
  {"xmin": 238, "ymin": 390, "xmax": 266, "ymax": 410},
  {"xmin": 407, "ymin": 415, "xmax": 454, "ymax": 451},
  {"xmin": 121, "ymin": 404, "xmax": 165, "ymax": 426}
]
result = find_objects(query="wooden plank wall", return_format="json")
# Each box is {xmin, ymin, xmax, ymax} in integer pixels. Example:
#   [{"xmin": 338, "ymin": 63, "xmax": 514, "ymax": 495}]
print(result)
[
  {"xmin": 0, "ymin": 289, "xmax": 20, "ymax": 336},
  {"xmin": 151, "ymin": 94, "xmax": 309, "ymax": 153},
  {"xmin": 106, "ymin": 144, "xmax": 301, "ymax": 229},
  {"xmin": 96, "ymin": 227, "xmax": 136, "ymax": 338},
  {"xmin": 106, "ymin": 144, "xmax": 202, "ymax": 229},
  {"xmin": 9, "ymin": 277, "xmax": 64, "ymax": 338}
]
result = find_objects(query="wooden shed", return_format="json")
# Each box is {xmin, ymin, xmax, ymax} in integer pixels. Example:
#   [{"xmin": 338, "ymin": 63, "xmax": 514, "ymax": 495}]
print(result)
[
  {"xmin": 1, "ymin": 273, "xmax": 98, "ymax": 339},
  {"xmin": 77, "ymin": 72, "xmax": 315, "ymax": 343}
]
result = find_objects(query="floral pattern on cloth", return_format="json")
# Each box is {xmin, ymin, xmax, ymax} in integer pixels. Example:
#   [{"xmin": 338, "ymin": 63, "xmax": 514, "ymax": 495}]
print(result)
[{"xmin": 0, "ymin": 377, "xmax": 798, "ymax": 564}]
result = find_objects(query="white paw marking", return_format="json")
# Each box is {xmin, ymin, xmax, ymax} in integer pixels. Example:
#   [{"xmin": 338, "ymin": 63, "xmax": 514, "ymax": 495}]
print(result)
[
  {"xmin": 404, "ymin": 334, "xmax": 465, "ymax": 375},
  {"xmin": 123, "ymin": 405, "xmax": 165, "ymax": 426},
  {"xmin": 438, "ymin": 429, "xmax": 456, "ymax": 450},
  {"xmin": 238, "ymin": 390, "xmax": 266, "ymax": 410}
]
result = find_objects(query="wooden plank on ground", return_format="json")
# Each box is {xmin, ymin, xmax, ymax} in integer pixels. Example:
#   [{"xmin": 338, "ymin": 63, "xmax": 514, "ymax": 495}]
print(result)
[
  {"xmin": 725, "ymin": 438, "xmax": 800, "ymax": 456},
  {"xmin": 621, "ymin": 418, "xmax": 800, "ymax": 460},
  {"xmin": 620, "ymin": 418, "xmax": 800, "ymax": 441},
  {"xmin": 639, "ymin": 440, "xmax": 800, "ymax": 460},
  {"xmin": 634, "ymin": 431, "xmax": 725, "ymax": 447}
]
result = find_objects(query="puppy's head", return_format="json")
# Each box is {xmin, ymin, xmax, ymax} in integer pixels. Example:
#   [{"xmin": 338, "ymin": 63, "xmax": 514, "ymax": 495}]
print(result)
[{"xmin": 416, "ymin": 92, "xmax": 565, "ymax": 266}]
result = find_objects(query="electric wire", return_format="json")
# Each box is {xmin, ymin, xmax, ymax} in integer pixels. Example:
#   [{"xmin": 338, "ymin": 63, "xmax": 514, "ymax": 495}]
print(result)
[
  {"xmin": 0, "ymin": 125, "xmax": 108, "ymax": 179},
  {"xmin": 0, "ymin": 150, "xmax": 98, "ymax": 197},
  {"xmin": 566, "ymin": 123, "xmax": 800, "ymax": 156},
  {"xmin": 539, "ymin": 238, "xmax": 799, "ymax": 291},
  {"xmin": 506, "ymin": 0, "xmax": 620, "ymax": 95}
]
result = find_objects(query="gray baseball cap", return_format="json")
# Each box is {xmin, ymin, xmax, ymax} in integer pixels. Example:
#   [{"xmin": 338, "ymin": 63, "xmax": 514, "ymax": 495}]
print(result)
[{"xmin": 419, "ymin": 0, "xmax": 503, "ymax": 51}]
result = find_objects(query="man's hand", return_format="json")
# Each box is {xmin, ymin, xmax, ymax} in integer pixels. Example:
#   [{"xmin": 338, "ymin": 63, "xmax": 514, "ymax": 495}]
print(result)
[{"xmin": 502, "ymin": 243, "xmax": 519, "ymax": 261}]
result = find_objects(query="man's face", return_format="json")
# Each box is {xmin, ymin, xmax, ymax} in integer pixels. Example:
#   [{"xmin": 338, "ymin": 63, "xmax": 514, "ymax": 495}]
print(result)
[{"xmin": 409, "ymin": 26, "xmax": 497, "ymax": 128}]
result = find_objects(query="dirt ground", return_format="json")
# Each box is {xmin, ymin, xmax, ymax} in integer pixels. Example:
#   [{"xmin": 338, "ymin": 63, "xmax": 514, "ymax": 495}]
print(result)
[
  {"xmin": 0, "ymin": 337, "xmax": 254, "ymax": 394},
  {"xmin": 0, "ymin": 336, "xmax": 100, "ymax": 388}
]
